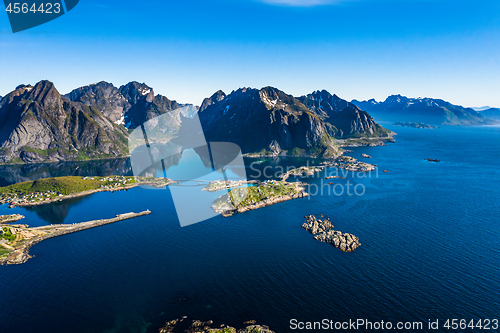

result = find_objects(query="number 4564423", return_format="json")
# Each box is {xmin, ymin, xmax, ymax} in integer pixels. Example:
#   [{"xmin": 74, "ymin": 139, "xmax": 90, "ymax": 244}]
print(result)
[{"xmin": 5, "ymin": 3, "xmax": 61, "ymax": 14}]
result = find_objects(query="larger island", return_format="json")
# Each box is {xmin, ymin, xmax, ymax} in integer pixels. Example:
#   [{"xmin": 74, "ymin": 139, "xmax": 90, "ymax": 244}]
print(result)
[
  {"xmin": 0, "ymin": 176, "xmax": 172, "ymax": 208},
  {"xmin": 211, "ymin": 180, "xmax": 309, "ymax": 217}
]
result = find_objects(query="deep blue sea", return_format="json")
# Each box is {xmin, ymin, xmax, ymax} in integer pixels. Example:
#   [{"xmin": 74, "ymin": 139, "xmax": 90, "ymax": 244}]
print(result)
[{"xmin": 0, "ymin": 124, "xmax": 499, "ymax": 333}]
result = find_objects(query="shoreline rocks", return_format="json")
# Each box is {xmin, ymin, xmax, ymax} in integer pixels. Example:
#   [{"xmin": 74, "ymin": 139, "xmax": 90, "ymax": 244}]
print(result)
[
  {"xmin": 302, "ymin": 215, "xmax": 361, "ymax": 252},
  {"xmin": 0, "ymin": 214, "xmax": 25, "ymax": 224},
  {"xmin": 159, "ymin": 317, "xmax": 275, "ymax": 333},
  {"xmin": 321, "ymin": 155, "xmax": 376, "ymax": 172},
  {"xmin": 339, "ymin": 136, "xmax": 396, "ymax": 148},
  {"xmin": 229, "ymin": 190, "xmax": 309, "ymax": 217},
  {"xmin": 393, "ymin": 122, "xmax": 438, "ymax": 129}
]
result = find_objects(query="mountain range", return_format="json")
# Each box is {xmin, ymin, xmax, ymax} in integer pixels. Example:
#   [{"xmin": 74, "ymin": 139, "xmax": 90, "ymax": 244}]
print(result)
[
  {"xmin": 0, "ymin": 80, "xmax": 398, "ymax": 163},
  {"xmin": 197, "ymin": 87, "xmax": 394, "ymax": 157},
  {"xmin": 352, "ymin": 95, "xmax": 498, "ymax": 125},
  {"xmin": 3, "ymin": 80, "xmax": 497, "ymax": 164}
]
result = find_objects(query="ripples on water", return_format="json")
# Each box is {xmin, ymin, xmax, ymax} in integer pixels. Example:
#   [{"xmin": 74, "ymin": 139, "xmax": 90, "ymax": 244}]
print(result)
[{"xmin": 0, "ymin": 125, "xmax": 499, "ymax": 333}]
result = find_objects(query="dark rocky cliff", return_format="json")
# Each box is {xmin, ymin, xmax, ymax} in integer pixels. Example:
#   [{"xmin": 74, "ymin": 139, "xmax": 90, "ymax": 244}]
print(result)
[
  {"xmin": 0, "ymin": 81, "xmax": 397, "ymax": 164},
  {"xmin": 0, "ymin": 81, "xmax": 129, "ymax": 163},
  {"xmin": 299, "ymin": 90, "xmax": 393, "ymax": 139},
  {"xmin": 197, "ymin": 87, "xmax": 340, "ymax": 157},
  {"xmin": 64, "ymin": 81, "xmax": 130, "ymax": 125}
]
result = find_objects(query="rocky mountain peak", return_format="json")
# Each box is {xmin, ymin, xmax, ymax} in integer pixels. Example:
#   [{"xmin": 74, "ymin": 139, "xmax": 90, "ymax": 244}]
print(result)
[
  {"xmin": 119, "ymin": 81, "xmax": 154, "ymax": 104},
  {"xmin": 299, "ymin": 90, "xmax": 392, "ymax": 139},
  {"xmin": 199, "ymin": 90, "xmax": 226, "ymax": 112},
  {"xmin": 65, "ymin": 81, "xmax": 130, "ymax": 124},
  {"xmin": 258, "ymin": 86, "xmax": 308, "ymax": 112},
  {"xmin": 24, "ymin": 80, "xmax": 64, "ymax": 110},
  {"xmin": 15, "ymin": 84, "xmax": 34, "ymax": 91},
  {"xmin": 300, "ymin": 90, "xmax": 350, "ymax": 116},
  {"xmin": 384, "ymin": 94, "xmax": 408, "ymax": 104},
  {"xmin": 0, "ymin": 80, "xmax": 129, "ymax": 163}
]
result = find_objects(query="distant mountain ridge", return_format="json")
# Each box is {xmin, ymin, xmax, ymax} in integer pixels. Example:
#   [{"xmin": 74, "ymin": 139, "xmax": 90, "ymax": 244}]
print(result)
[
  {"xmin": 352, "ymin": 95, "xmax": 498, "ymax": 125},
  {"xmin": 479, "ymin": 107, "xmax": 500, "ymax": 120},
  {"xmin": 1, "ymin": 80, "xmax": 395, "ymax": 163}
]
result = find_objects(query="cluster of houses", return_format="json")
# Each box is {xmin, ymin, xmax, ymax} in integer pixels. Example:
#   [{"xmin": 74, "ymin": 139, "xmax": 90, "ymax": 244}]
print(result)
[
  {"xmin": 260, "ymin": 180, "xmax": 296, "ymax": 192},
  {"xmin": 0, "ymin": 191, "xmax": 64, "ymax": 205},
  {"xmin": 322, "ymin": 156, "xmax": 376, "ymax": 172},
  {"xmin": 84, "ymin": 176, "xmax": 134, "ymax": 183},
  {"xmin": 83, "ymin": 176, "xmax": 135, "ymax": 189}
]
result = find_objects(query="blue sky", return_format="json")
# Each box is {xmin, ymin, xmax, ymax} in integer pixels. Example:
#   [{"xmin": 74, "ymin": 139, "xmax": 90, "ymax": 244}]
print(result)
[{"xmin": 1, "ymin": 0, "xmax": 499, "ymax": 107}]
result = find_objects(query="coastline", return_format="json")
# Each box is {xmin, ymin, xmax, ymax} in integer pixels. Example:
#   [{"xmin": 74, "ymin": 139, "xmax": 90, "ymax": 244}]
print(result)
[
  {"xmin": 228, "ymin": 190, "xmax": 309, "ymax": 217},
  {"xmin": 0, "ymin": 214, "xmax": 25, "ymax": 224},
  {"xmin": 0, "ymin": 210, "xmax": 151, "ymax": 265},
  {"xmin": 212, "ymin": 181, "xmax": 310, "ymax": 217},
  {"xmin": 0, "ymin": 155, "xmax": 131, "ymax": 166},
  {"xmin": 2, "ymin": 178, "xmax": 174, "ymax": 208},
  {"xmin": 338, "ymin": 135, "xmax": 397, "ymax": 148}
]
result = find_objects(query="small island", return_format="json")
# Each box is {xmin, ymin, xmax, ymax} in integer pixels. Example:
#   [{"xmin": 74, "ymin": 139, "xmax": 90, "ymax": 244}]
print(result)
[
  {"xmin": 393, "ymin": 122, "xmax": 438, "ymax": 129},
  {"xmin": 0, "ymin": 176, "xmax": 173, "ymax": 208},
  {"xmin": 212, "ymin": 180, "xmax": 309, "ymax": 217},
  {"xmin": 321, "ymin": 155, "xmax": 376, "ymax": 172},
  {"xmin": 0, "ymin": 210, "xmax": 151, "ymax": 265},
  {"xmin": 302, "ymin": 215, "xmax": 361, "ymax": 252},
  {"xmin": 0, "ymin": 214, "xmax": 25, "ymax": 224}
]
